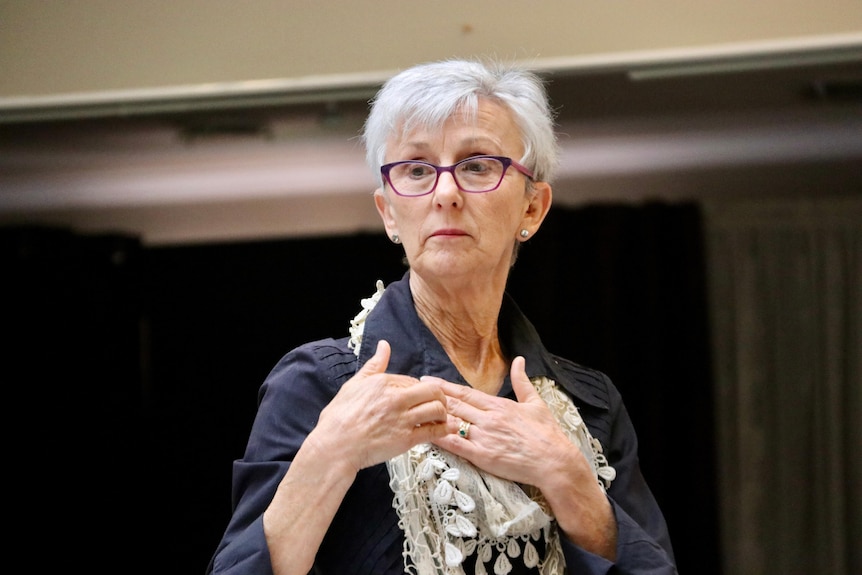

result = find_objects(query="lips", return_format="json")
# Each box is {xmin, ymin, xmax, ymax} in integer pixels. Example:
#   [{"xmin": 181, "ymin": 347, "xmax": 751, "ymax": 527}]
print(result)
[{"xmin": 429, "ymin": 228, "xmax": 469, "ymax": 238}]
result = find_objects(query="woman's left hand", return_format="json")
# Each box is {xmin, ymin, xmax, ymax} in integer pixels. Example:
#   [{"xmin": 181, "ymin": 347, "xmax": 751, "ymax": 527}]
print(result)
[
  {"xmin": 425, "ymin": 356, "xmax": 618, "ymax": 560},
  {"xmin": 423, "ymin": 356, "xmax": 580, "ymax": 487}
]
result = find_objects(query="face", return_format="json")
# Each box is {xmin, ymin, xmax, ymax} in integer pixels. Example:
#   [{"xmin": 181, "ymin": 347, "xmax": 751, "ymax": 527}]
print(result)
[{"xmin": 374, "ymin": 98, "xmax": 551, "ymax": 286}]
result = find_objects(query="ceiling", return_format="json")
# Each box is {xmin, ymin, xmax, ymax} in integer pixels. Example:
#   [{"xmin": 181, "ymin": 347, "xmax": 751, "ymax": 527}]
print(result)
[{"xmin": 0, "ymin": 57, "xmax": 860, "ymax": 245}]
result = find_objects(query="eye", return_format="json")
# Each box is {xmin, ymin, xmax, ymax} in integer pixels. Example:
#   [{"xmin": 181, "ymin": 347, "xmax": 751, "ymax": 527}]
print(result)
[
  {"xmin": 389, "ymin": 162, "xmax": 436, "ymax": 180},
  {"xmin": 458, "ymin": 158, "xmax": 492, "ymax": 174},
  {"xmin": 405, "ymin": 163, "xmax": 435, "ymax": 179}
]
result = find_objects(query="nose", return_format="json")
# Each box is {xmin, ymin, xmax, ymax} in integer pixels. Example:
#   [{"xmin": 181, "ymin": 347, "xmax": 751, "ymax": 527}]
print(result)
[{"xmin": 433, "ymin": 170, "xmax": 462, "ymax": 207}]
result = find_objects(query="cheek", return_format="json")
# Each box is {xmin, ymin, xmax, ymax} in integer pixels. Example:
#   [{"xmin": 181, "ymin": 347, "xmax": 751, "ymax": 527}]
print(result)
[
  {"xmin": 474, "ymin": 208, "xmax": 519, "ymax": 246},
  {"xmin": 483, "ymin": 196, "xmax": 526, "ymax": 232},
  {"xmin": 389, "ymin": 200, "xmax": 427, "ymax": 233}
]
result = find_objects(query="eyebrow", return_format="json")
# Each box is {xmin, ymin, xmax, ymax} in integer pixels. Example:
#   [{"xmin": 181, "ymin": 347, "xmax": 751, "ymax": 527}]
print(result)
[{"xmin": 398, "ymin": 135, "xmax": 503, "ymax": 154}]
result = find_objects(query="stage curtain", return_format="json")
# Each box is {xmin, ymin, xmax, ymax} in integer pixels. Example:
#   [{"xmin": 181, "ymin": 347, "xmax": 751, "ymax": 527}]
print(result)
[
  {"xmin": 704, "ymin": 196, "xmax": 862, "ymax": 575},
  {"xmin": 1, "ymin": 226, "xmax": 144, "ymax": 568},
  {"xmin": 507, "ymin": 201, "xmax": 720, "ymax": 575}
]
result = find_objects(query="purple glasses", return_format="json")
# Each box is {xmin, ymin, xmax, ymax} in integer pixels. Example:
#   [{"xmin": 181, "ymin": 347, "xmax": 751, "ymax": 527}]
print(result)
[{"xmin": 380, "ymin": 155, "xmax": 534, "ymax": 197}]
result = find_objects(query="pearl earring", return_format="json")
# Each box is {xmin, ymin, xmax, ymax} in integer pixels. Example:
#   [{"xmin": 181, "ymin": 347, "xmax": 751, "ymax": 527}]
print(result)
[
  {"xmin": 391, "ymin": 234, "xmax": 401, "ymax": 244},
  {"xmin": 520, "ymin": 229, "xmax": 529, "ymax": 238}
]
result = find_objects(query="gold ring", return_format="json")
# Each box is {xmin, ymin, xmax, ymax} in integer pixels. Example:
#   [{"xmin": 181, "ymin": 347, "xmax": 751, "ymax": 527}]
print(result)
[{"xmin": 458, "ymin": 421, "xmax": 472, "ymax": 439}]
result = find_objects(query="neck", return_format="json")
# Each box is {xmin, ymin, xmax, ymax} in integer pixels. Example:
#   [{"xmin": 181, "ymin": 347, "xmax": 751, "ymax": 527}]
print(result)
[{"xmin": 410, "ymin": 274, "xmax": 509, "ymax": 394}]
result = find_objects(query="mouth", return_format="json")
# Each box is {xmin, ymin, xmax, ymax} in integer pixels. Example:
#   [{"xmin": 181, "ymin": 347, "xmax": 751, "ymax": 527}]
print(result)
[{"xmin": 429, "ymin": 228, "xmax": 469, "ymax": 239}]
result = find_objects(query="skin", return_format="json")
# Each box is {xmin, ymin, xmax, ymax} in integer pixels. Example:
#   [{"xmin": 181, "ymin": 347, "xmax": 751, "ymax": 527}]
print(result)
[
  {"xmin": 263, "ymin": 98, "xmax": 616, "ymax": 574},
  {"xmin": 374, "ymin": 100, "xmax": 551, "ymax": 393}
]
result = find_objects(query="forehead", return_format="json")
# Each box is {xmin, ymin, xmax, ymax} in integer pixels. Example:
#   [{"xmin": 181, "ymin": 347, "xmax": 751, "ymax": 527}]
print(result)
[{"xmin": 389, "ymin": 98, "xmax": 521, "ymax": 150}]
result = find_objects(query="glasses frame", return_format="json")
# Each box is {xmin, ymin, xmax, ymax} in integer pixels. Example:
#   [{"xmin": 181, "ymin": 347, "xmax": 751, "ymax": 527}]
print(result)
[{"xmin": 380, "ymin": 155, "xmax": 534, "ymax": 197}]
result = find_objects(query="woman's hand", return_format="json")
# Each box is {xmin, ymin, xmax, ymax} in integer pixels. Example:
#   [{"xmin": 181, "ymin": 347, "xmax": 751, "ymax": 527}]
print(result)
[
  {"xmin": 423, "ymin": 356, "xmax": 579, "ymax": 486},
  {"xmin": 265, "ymin": 339, "xmax": 450, "ymax": 575},
  {"xmin": 425, "ymin": 356, "xmax": 618, "ymax": 560},
  {"xmin": 309, "ymin": 339, "xmax": 450, "ymax": 473}
]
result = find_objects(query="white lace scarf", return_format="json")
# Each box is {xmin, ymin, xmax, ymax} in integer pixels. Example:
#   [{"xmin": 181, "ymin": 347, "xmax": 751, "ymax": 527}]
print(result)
[{"xmin": 348, "ymin": 281, "xmax": 616, "ymax": 575}]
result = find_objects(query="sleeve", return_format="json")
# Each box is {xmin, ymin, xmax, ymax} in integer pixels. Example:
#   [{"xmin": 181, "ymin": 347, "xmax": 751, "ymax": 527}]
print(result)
[
  {"xmin": 559, "ymin": 372, "xmax": 678, "ymax": 574},
  {"xmin": 205, "ymin": 339, "xmax": 354, "ymax": 575}
]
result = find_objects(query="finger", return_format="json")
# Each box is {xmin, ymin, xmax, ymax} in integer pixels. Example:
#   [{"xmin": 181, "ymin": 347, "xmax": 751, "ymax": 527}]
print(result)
[
  {"xmin": 421, "ymin": 376, "xmax": 498, "ymax": 410},
  {"xmin": 411, "ymin": 420, "xmax": 451, "ymax": 445},
  {"xmin": 510, "ymin": 356, "xmax": 540, "ymax": 404},
  {"xmin": 359, "ymin": 339, "xmax": 391, "ymax": 376},
  {"xmin": 407, "ymin": 398, "xmax": 449, "ymax": 426},
  {"xmin": 422, "ymin": 379, "xmax": 487, "ymax": 423}
]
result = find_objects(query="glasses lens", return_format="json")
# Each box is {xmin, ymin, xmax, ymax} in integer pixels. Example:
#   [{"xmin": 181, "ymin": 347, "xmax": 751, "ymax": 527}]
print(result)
[
  {"xmin": 387, "ymin": 162, "xmax": 437, "ymax": 196},
  {"xmin": 454, "ymin": 157, "xmax": 505, "ymax": 192}
]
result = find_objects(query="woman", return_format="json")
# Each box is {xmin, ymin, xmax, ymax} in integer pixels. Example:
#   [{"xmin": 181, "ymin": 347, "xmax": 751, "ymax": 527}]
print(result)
[{"xmin": 206, "ymin": 59, "xmax": 677, "ymax": 575}]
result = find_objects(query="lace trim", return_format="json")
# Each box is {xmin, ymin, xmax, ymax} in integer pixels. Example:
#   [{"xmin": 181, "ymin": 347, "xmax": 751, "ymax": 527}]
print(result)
[
  {"xmin": 348, "ymin": 281, "xmax": 616, "ymax": 574},
  {"xmin": 348, "ymin": 279, "xmax": 385, "ymax": 354}
]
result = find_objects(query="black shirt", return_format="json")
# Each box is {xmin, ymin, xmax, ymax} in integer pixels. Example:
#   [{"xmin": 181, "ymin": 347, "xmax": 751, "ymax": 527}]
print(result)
[{"xmin": 207, "ymin": 272, "xmax": 677, "ymax": 574}]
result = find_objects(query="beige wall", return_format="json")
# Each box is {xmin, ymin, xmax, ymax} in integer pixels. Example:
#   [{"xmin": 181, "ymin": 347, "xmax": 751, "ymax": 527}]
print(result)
[
  {"xmin": 2, "ymin": 0, "xmax": 861, "ymax": 99},
  {"xmin": 1, "ymin": 1, "xmax": 859, "ymax": 245}
]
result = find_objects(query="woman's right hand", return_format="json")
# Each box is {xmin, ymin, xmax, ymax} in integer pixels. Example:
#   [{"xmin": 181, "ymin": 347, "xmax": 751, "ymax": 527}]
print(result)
[
  {"xmin": 265, "ymin": 339, "xmax": 446, "ymax": 574},
  {"xmin": 307, "ymin": 339, "xmax": 450, "ymax": 472}
]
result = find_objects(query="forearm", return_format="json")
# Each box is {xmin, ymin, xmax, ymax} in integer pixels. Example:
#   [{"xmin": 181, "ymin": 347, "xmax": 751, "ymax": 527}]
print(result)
[
  {"xmin": 263, "ymin": 435, "xmax": 357, "ymax": 575},
  {"xmin": 556, "ymin": 495, "xmax": 617, "ymax": 561},
  {"xmin": 538, "ymin": 445, "xmax": 617, "ymax": 561},
  {"xmin": 544, "ymin": 484, "xmax": 617, "ymax": 560}
]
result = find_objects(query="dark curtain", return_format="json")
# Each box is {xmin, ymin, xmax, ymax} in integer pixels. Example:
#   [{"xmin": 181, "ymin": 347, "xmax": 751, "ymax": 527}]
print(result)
[
  {"xmin": 507, "ymin": 202, "xmax": 720, "ymax": 574},
  {"xmin": 1, "ymin": 227, "xmax": 144, "ymax": 571},
  {"xmin": 704, "ymin": 197, "xmax": 862, "ymax": 575},
  {"xmin": 3, "ymin": 201, "xmax": 718, "ymax": 574},
  {"xmin": 140, "ymin": 234, "xmax": 408, "ymax": 574}
]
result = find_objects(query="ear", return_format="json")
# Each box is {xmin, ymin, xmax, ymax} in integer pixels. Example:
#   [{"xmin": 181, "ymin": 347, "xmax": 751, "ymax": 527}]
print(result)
[
  {"xmin": 374, "ymin": 188, "xmax": 398, "ymax": 238},
  {"xmin": 519, "ymin": 182, "xmax": 553, "ymax": 239}
]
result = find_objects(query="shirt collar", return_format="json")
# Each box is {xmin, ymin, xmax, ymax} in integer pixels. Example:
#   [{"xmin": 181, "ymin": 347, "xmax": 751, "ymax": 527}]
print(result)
[{"xmin": 357, "ymin": 271, "xmax": 606, "ymax": 408}]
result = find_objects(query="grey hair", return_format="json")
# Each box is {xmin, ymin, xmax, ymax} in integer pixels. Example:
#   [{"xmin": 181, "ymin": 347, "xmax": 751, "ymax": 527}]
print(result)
[{"xmin": 361, "ymin": 59, "xmax": 560, "ymax": 187}]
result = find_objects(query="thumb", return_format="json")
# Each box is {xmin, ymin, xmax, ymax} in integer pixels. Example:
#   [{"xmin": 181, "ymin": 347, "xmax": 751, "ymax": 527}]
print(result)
[
  {"xmin": 359, "ymin": 339, "xmax": 391, "ymax": 376},
  {"xmin": 510, "ymin": 356, "xmax": 540, "ymax": 404}
]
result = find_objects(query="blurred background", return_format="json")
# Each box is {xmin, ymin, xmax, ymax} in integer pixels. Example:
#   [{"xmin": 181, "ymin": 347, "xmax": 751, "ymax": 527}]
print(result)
[{"xmin": 1, "ymin": 2, "xmax": 860, "ymax": 574}]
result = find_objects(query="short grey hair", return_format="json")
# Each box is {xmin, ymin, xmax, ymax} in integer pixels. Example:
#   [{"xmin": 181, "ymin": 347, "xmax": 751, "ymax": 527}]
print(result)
[{"xmin": 361, "ymin": 59, "xmax": 560, "ymax": 187}]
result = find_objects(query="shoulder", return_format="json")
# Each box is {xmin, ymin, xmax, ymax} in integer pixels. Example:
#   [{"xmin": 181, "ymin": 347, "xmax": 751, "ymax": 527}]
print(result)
[
  {"xmin": 549, "ymin": 354, "xmax": 621, "ymax": 409},
  {"xmin": 548, "ymin": 354, "xmax": 625, "ymax": 442},
  {"xmin": 260, "ymin": 337, "xmax": 358, "ymax": 402},
  {"xmin": 247, "ymin": 337, "xmax": 358, "ymax": 448}
]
